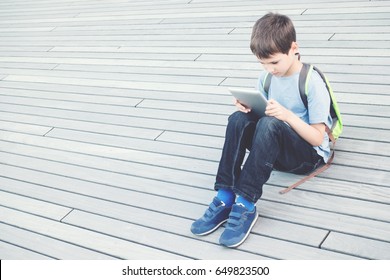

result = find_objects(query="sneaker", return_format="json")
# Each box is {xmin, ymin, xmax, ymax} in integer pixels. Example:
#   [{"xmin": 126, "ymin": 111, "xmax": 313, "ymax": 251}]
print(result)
[
  {"xmin": 219, "ymin": 203, "xmax": 258, "ymax": 248},
  {"xmin": 191, "ymin": 197, "xmax": 232, "ymax": 236}
]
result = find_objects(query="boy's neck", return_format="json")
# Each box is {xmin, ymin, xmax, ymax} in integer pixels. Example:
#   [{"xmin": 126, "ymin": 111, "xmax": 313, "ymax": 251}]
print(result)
[{"xmin": 284, "ymin": 58, "xmax": 302, "ymax": 77}]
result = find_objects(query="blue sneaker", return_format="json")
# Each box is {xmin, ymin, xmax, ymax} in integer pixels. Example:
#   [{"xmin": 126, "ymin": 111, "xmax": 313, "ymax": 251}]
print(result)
[
  {"xmin": 191, "ymin": 197, "xmax": 232, "ymax": 236},
  {"xmin": 219, "ymin": 203, "xmax": 258, "ymax": 247}
]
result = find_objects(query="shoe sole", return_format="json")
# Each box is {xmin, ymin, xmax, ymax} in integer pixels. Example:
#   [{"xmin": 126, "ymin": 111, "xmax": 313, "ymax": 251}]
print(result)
[
  {"xmin": 192, "ymin": 218, "xmax": 228, "ymax": 236},
  {"xmin": 223, "ymin": 212, "xmax": 258, "ymax": 248}
]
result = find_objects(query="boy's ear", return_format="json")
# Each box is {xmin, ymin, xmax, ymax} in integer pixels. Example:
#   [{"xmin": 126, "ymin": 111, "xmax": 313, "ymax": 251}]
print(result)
[{"xmin": 291, "ymin": 41, "xmax": 299, "ymax": 53}]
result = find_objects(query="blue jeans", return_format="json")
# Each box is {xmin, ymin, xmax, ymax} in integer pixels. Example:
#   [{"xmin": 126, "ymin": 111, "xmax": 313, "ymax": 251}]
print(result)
[{"xmin": 214, "ymin": 111, "xmax": 323, "ymax": 203}]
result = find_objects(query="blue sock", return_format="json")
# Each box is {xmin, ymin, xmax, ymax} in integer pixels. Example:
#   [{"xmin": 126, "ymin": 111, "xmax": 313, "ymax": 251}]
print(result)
[
  {"xmin": 216, "ymin": 188, "xmax": 235, "ymax": 207},
  {"xmin": 236, "ymin": 196, "xmax": 255, "ymax": 211}
]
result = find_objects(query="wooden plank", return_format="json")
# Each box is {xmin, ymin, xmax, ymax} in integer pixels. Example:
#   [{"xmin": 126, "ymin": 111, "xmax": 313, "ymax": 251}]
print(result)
[
  {"xmin": 234, "ymin": 26, "xmax": 390, "ymax": 35},
  {"xmin": 53, "ymin": 63, "xmax": 257, "ymax": 80},
  {"xmin": 0, "ymin": 206, "xmax": 186, "ymax": 260},
  {"xmin": 0, "ymin": 190, "xmax": 71, "ymax": 221},
  {"xmin": 65, "ymin": 209, "xmax": 358, "ymax": 260},
  {"xmin": 337, "ymin": 93, "xmax": 390, "ymax": 107},
  {"xmin": 321, "ymin": 232, "xmax": 390, "ymax": 259},
  {"xmin": 0, "ymin": 148, "xmax": 215, "ymax": 189},
  {"xmin": 264, "ymin": 185, "xmax": 390, "ymax": 223},
  {"xmin": 0, "ymin": 119, "xmax": 52, "ymax": 136},
  {"xmin": 311, "ymin": 82, "xmax": 390, "ymax": 96},
  {"xmin": 64, "ymin": 209, "xmax": 270, "ymax": 260},
  {"xmin": 2, "ymin": 74, "xmax": 230, "ymax": 95},
  {"xmin": 341, "ymin": 126, "xmax": 390, "ymax": 143},
  {"xmin": 304, "ymin": 6, "xmax": 390, "ymax": 15},
  {"xmin": 0, "ymin": 86, "xmax": 145, "ymax": 107},
  {"xmin": 331, "ymin": 33, "xmax": 390, "ymax": 41},
  {"xmin": 0, "ymin": 62, "xmax": 57, "ymax": 70},
  {"xmin": 0, "ymin": 164, "xmax": 213, "ymax": 217},
  {"xmin": 0, "ymin": 135, "xmax": 218, "ymax": 176},
  {"xmin": 0, "ymin": 80, "xmax": 233, "ymax": 104},
  {"xmin": 336, "ymin": 138, "xmax": 390, "ymax": 157},
  {"xmin": 267, "ymin": 159, "xmax": 389, "ymax": 187},
  {"xmin": 2, "ymin": 33, "xmax": 334, "ymax": 44},
  {"xmin": 222, "ymin": 227, "xmax": 360, "ymax": 260},
  {"xmin": 156, "ymin": 131, "xmax": 224, "ymax": 149},
  {"xmin": 137, "ymin": 99, "xmax": 233, "ymax": 115},
  {"xmin": 5, "ymin": 38, "xmax": 388, "ymax": 48},
  {"xmin": 0, "ymin": 28, "xmax": 54, "ymax": 33},
  {"xmin": 0, "ymin": 66, "xmax": 224, "ymax": 86},
  {"xmin": 0, "ymin": 144, "xmax": 381, "ymax": 241},
  {"xmin": 0, "ymin": 111, "xmax": 164, "ymax": 141},
  {"xmin": 333, "ymin": 151, "xmax": 390, "ymax": 172},
  {"xmin": 3, "ymin": 27, "xmax": 236, "ymax": 36},
  {"xmin": 0, "ymin": 51, "xmax": 201, "ymax": 62},
  {"xmin": 259, "ymin": 200, "xmax": 390, "ymax": 242},
  {"xmin": 267, "ymin": 175, "xmax": 390, "ymax": 205},
  {"xmin": 221, "ymin": 74, "xmax": 390, "ymax": 90},
  {"xmin": 198, "ymin": 54, "xmax": 390, "ymax": 67},
  {"xmin": 163, "ymin": 14, "xmax": 390, "ymax": 25},
  {"xmin": 0, "ymin": 241, "xmax": 53, "ymax": 260},
  {"xmin": 1, "ymin": 129, "xmax": 388, "ymax": 201},
  {"xmin": 0, "ymin": 95, "xmax": 229, "ymax": 124},
  {"xmin": 0, "ymin": 109, "xmax": 226, "ymax": 139},
  {"xmin": 0, "ymin": 222, "xmax": 117, "ymax": 260},
  {"xmin": 0, "ymin": 129, "xmax": 221, "ymax": 162},
  {"xmin": 317, "ymin": 164, "xmax": 388, "ymax": 187},
  {"xmin": 0, "ymin": 90, "xmax": 142, "ymax": 109},
  {"xmin": 341, "ymin": 115, "xmax": 390, "ymax": 130},
  {"xmin": 0, "ymin": 94, "xmax": 143, "ymax": 117},
  {"xmin": 0, "ymin": 174, "xmax": 347, "ymax": 256}
]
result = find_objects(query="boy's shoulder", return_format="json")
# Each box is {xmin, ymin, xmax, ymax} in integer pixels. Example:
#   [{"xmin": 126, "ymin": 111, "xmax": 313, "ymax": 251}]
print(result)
[{"xmin": 259, "ymin": 63, "xmax": 327, "ymax": 94}]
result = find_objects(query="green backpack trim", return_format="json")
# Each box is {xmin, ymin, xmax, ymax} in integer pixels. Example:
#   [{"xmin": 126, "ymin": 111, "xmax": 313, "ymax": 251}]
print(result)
[{"xmin": 262, "ymin": 63, "xmax": 343, "ymax": 140}]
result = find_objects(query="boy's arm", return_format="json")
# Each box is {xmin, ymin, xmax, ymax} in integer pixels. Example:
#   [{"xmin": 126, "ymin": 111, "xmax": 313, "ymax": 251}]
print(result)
[{"xmin": 266, "ymin": 99, "xmax": 325, "ymax": 147}]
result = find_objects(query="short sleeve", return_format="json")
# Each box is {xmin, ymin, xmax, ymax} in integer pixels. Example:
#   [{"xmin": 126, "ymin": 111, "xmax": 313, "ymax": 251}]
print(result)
[{"xmin": 307, "ymin": 70, "xmax": 333, "ymax": 129}]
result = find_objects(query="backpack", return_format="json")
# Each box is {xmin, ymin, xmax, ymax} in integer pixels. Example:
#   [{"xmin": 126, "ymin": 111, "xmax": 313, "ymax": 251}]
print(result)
[{"xmin": 262, "ymin": 62, "xmax": 343, "ymax": 194}]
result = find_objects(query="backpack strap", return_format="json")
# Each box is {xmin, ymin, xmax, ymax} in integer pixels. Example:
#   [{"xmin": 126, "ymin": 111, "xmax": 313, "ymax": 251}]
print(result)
[
  {"xmin": 263, "ymin": 73, "xmax": 272, "ymax": 98},
  {"xmin": 298, "ymin": 63, "xmax": 311, "ymax": 108}
]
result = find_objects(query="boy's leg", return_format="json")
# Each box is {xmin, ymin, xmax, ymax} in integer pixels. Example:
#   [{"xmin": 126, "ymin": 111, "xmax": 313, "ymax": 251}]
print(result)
[
  {"xmin": 220, "ymin": 116, "xmax": 322, "ymax": 247},
  {"xmin": 233, "ymin": 116, "xmax": 322, "ymax": 202},
  {"xmin": 214, "ymin": 111, "xmax": 258, "ymax": 192},
  {"xmin": 191, "ymin": 111, "xmax": 258, "ymax": 236}
]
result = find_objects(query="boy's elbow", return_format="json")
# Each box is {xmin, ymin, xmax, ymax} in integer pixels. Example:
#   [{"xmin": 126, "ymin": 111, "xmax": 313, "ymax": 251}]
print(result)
[
  {"xmin": 311, "ymin": 136, "xmax": 324, "ymax": 147},
  {"xmin": 308, "ymin": 132, "xmax": 324, "ymax": 147},
  {"xmin": 312, "ymin": 140, "xmax": 323, "ymax": 147}
]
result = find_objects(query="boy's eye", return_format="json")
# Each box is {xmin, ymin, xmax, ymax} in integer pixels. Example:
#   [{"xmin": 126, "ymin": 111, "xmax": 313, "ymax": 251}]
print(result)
[{"xmin": 271, "ymin": 61, "xmax": 279, "ymax": 65}]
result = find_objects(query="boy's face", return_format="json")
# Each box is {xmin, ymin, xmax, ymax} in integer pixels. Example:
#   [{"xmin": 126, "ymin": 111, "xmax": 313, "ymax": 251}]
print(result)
[{"xmin": 258, "ymin": 42, "xmax": 299, "ymax": 77}]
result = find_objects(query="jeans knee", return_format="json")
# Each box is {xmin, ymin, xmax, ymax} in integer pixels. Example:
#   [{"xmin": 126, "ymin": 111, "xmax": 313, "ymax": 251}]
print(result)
[
  {"xmin": 228, "ymin": 111, "xmax": 248, "ymax": 122},
  {"xmin": 228, "ymin": 111, "xmax": 255, "ymax": 126},
  {"xmin": 252, "ymin": 116, "xmax": 285, "ymax": 143},
  {"xmin": 256, "ymin": 116, "xmax": 282, "ymax": 133}
]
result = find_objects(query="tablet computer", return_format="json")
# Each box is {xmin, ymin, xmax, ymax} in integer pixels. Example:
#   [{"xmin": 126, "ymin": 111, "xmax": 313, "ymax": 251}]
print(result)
[{"xmin": 229, "ymin": 87, "xmax": 268, "ymax": 117}]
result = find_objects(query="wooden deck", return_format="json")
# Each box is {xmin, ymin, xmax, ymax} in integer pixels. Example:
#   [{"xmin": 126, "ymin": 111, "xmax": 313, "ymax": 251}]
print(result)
[{"xmin": 0, "ymin": 0, "xmax": 389, "ymax": 260}]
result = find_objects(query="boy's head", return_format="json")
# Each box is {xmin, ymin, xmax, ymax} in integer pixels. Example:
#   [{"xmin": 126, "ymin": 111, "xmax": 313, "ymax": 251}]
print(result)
[{"xmin": 250, "ymin": 13, "xmax": 296, "ymax": 59}]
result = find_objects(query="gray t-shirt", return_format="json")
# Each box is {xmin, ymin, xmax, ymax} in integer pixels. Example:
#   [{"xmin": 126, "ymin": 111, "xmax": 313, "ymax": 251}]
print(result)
[{"xmin": 256, "ymin": 70, "xmax": 333, "ymax": 163}]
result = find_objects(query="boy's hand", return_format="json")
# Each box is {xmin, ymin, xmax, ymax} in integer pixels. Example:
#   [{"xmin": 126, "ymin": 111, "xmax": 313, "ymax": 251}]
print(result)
[
  {"xmin": 265, "ymin": 99, "xmax": 293, "ymax": 121},
  {"xmin": 234, "ymin": 98, "xmax": 251, "ymax": 113}
]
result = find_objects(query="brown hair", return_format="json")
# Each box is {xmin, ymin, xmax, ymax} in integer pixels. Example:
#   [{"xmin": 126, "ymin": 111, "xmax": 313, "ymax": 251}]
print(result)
[{"xmin": 250, "ymin": 13, "xmax": 296, "ymax": 59}]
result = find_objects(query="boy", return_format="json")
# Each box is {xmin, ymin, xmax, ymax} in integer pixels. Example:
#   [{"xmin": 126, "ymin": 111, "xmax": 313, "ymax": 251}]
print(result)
[{"xmin": 190, "ymin": 12, "xmax": 333, "ymax": 248}]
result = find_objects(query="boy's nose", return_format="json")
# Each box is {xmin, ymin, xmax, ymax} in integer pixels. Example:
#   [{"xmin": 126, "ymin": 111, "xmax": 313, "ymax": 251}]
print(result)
[{"xmin": 265, "ymin": 65, "xmax": 273, "ymax": 73}]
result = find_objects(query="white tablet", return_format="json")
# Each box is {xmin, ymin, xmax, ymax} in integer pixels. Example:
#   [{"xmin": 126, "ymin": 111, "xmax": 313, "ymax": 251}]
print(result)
[{"xmin": 229, "ymin": 87, "xmax": 268, "ymax": 117}]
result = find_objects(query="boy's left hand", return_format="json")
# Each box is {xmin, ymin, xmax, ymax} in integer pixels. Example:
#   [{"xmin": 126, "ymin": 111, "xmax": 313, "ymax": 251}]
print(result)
[{"xmin": 265, "ymin": 99, "xmax": 293, "ymax": 122}]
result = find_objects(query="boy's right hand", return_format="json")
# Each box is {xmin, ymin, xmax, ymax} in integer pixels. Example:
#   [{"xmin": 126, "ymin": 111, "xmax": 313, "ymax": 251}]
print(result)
[{"xmin": 234, "ymin": 98, "xmax": 251, "ymax": 113}]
